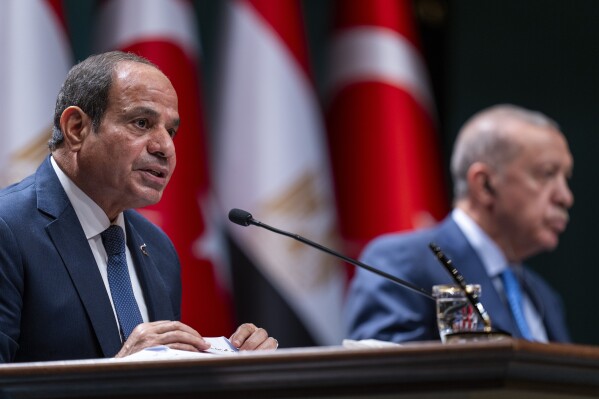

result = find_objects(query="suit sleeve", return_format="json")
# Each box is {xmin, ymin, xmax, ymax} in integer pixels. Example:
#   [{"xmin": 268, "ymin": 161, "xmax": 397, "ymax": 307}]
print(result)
[
  {"xmin": 343, "ymin": 235, "xmax": 440, "ymax": 343},
  {"xmin": 0, "ymin": 217, "xmax": 24, "ymax": 362}
]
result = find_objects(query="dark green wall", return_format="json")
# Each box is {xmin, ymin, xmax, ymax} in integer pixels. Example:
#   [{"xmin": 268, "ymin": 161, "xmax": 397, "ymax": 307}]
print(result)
[
  {"xmin": 441, "ymin": 1, "xmax": 599, "ymax": 345},
  {"xmin": 63, "ymin": 0, "xmax": 599, "ymax": 345}
]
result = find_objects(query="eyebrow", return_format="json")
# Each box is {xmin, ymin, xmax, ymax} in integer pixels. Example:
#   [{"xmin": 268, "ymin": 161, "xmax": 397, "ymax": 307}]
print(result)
[
  {"xmin": 123, "ymin": 106, "xmax": 180, "ymax": 127},
  {"xmin": 124, "ymin": 106, "xmax": 158, "ymax": 118}
]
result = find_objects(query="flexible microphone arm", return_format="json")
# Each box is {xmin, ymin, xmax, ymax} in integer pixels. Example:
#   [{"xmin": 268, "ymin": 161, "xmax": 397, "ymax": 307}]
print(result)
[{"xmin": 228, "ymin": 208, "xmax": 435, "ymax": 300}]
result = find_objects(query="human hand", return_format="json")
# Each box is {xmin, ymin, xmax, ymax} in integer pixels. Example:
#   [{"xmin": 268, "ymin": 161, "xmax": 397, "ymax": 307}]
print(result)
[
  {"xmin": 115, "ymin": 320, "xmax": 211, "ymax": 358},
  {"xmin": 229, "ymin": 323, "xmax": 278, "ymax": 350}
]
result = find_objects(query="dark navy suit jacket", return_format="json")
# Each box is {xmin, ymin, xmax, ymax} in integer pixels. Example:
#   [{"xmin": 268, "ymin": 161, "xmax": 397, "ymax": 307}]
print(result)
[
  {"xmin": 0, "ymin": 157, "xmax": 181, "ymax": 362},
  {"xmin": 344, "ymin": 216, "xmax": 571, "ymax": 343}
]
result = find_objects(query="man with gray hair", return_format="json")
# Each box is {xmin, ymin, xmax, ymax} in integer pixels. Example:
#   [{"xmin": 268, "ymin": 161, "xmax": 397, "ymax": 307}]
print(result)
[{"xmin": 344, "ymin": 104, "xmax": 573, "ymax": 343}]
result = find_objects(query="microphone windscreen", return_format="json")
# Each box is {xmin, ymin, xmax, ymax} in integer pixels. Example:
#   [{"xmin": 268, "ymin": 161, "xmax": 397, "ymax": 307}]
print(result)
[{"xmin": 228, "ymin": 208, "xmax": 253, "ymax": 226}]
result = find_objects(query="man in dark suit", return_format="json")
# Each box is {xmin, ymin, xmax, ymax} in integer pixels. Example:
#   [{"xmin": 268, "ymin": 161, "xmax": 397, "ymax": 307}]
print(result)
[
  {"xmin": 345, "ymin": 104, "xmax": 573, "ymax": 343},
  {"xmin": 0, "ymin": 51, "xmax": 277, "ymax": 363}
]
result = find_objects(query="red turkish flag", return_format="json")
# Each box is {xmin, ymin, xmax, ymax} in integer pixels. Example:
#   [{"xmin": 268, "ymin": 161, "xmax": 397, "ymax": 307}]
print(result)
[
  {"xmin": 327, "ymin": 0, "xmax": 449, "ymax": 259},
  {"xmin": 96, "ymin": 0, "xmax": 233, "ymax": 335}
]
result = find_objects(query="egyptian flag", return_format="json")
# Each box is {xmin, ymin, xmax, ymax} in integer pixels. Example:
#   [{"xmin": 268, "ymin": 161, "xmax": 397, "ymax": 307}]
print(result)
[
  {"xmin": 0, "ymin": 0, "xmax": 72, "ymax": 187},
  {"xmin": 214, "ymin": 0, "xmax": 345, "ymax": 346}
]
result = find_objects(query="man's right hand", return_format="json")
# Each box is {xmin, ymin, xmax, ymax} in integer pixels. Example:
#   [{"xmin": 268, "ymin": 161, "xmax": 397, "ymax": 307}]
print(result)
[{"xmin": 115, "ymin": 320, "xmax": 211, "ymax": 358}]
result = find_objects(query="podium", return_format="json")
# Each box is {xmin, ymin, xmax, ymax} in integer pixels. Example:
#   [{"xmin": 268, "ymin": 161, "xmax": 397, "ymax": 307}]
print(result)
[{"xmin": 0, "ymin": 339, "xmax": 598, "ymax": 398}]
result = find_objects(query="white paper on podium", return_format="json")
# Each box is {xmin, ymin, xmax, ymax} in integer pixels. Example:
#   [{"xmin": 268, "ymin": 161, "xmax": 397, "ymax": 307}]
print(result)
[
  {"xmin": 120, "ymin": 336, "xmax": 239, "ymax": 361},
  {"xmin": 342, "ymin": 339, "xmax": 402, "ymax": 349},
  {"xmin": 202, "ymin": 336, "xmax": 240, "ymax": 355}
]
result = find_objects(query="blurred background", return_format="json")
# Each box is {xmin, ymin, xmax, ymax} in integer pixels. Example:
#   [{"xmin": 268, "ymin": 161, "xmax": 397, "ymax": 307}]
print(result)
[{"xmin": 2, "ymin": 0, "xmax": 598, "ymax": 347}]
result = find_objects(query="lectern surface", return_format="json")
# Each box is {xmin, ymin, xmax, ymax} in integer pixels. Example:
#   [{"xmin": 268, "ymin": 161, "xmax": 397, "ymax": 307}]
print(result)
[{"xmin": 0, "ymin": 339, "xmax": 597, "ymax": 398}]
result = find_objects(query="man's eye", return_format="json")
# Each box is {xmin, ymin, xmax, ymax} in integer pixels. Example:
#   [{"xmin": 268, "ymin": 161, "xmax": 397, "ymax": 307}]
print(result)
[
  {"xmin": 545, "ymin": 167, "xmax": 559, "ymax": 178},
  {"xmin": 168, "ymin": 129, "xmax": 177, "ymax": 138},
  {"xmin": 536, "ymin": 167, "xmax": 558, "ymax": 182},
  {"xmin": 135, "ymin": 119, "xmax": 149, "ymax": 128}
]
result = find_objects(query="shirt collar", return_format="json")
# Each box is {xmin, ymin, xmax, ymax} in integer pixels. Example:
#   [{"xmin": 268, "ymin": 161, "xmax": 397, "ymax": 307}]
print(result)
[
  {"xmin": 451, "ymin": 208, "xmax": 508, "ymax": 278},
  {"xmin": 50, "ymin": 156, "xmax": 126, "ymax": 239}
]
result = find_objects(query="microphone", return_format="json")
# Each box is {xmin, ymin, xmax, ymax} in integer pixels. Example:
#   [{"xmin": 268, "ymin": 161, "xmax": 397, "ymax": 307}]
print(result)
[{"xmin": 228, "ymin": 208, "xmax": 434, "ymax": 300}]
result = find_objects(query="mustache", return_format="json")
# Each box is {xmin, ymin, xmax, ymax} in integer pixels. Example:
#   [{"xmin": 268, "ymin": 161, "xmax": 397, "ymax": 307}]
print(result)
[
  {"xmin": 549, "ymin": 206, "xmax": 570, "ymax": 226},
  {"xmin": 556, "ymin": 206, "xmax": 569, "ymax": 220}
]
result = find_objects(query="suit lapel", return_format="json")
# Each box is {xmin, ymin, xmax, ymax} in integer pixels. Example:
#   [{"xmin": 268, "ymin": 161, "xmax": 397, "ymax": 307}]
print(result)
[
  {"xmin": 124, "ymin": 216, "xmax": 174, "ymax": 321},
  {"xmin": 37, "ymin": 158, "xmax": 122, "ymax": 357},
  {"xmin": 520, "ymin": 269, "xmax": 569, "ymax": 342},
  {"xmin": 46, "ymin": 211, "xmax": 123, "ymax": 356}
]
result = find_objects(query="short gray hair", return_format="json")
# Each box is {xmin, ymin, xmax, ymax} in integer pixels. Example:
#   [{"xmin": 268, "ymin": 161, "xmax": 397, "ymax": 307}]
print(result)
[
  {"xmin": 49, "ymin": 51, "xmax": 157, "ymax": 151},
  {"xmin": 450, "ymin": 104, "xmax": 560, "ymax": 199}
]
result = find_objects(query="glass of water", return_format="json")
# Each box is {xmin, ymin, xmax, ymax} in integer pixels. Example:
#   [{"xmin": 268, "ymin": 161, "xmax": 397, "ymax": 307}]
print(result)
[{"xmin": 432, "ymin": 284, "xmax": 482, "ymax": 343}]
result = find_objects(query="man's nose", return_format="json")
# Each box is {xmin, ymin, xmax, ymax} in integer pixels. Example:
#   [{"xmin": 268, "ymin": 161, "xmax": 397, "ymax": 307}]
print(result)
[
  {"xmin": 148, "ymin": 128, "xmax": 175, "ymax": 158},
  {"xmin": 555, "ymin": 174, "xmax": 574, "ymax": 208}
]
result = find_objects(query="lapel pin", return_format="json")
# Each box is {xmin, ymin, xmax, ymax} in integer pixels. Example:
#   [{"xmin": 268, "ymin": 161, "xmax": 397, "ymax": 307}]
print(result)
[{"xmin": 140, "ymin": 243, "xmax": 148, "ymax": 256}]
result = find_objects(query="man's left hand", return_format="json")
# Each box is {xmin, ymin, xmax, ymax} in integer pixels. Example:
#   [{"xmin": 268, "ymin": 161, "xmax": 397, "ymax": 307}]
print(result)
[{"xmin": 229, "ymin": 323, "xmax": 278, "ymax": 350}]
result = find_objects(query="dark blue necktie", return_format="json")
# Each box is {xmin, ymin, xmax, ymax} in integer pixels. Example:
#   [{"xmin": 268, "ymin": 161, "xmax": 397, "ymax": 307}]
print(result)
[
  {"xmin": 101, "ymin": 225, "xmax": 143, "ymax": 341},
  {"xmin": 501, "ymin": 267, "xmax": 534, "ymax": 340}
]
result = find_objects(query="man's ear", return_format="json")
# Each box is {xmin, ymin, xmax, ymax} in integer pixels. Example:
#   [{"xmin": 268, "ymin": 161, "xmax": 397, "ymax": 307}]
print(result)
[
  {"xmin": 59, "ymin": 106, "xmax": 91, "ymax": 151},
  {"xmin": 467, "ymin": 162, "xmax": 496, "ymax": 204}
]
